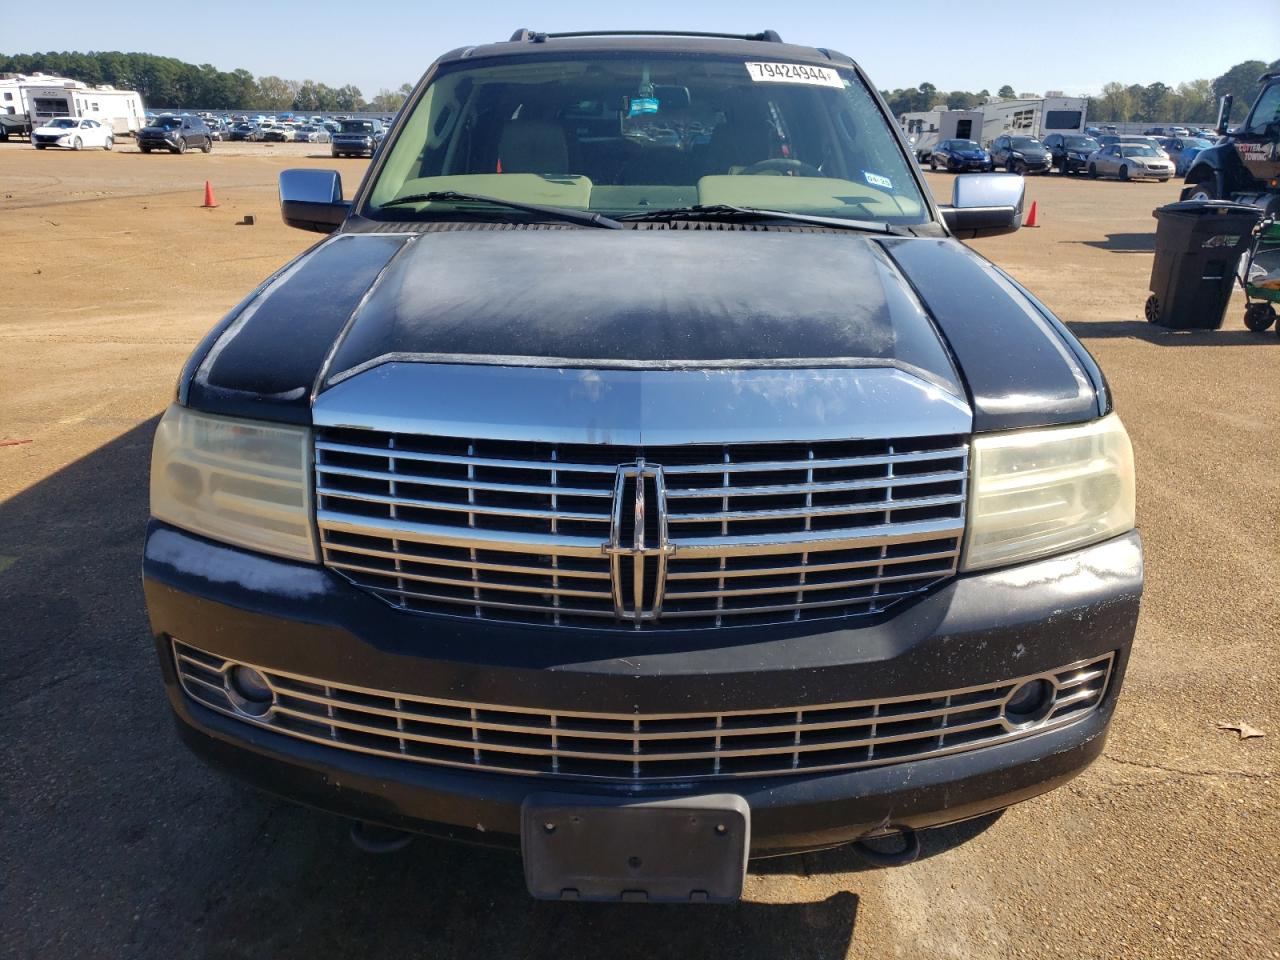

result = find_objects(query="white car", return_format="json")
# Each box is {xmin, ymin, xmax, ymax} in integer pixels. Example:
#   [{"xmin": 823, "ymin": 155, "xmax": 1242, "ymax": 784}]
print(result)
[
  {"xmin": 32, "ymin": 117, "xmax": 114, "ymax": 151},
  {"xmin": 1086, "ymin": 143, "xmax": 1174, "ymax": 182}
]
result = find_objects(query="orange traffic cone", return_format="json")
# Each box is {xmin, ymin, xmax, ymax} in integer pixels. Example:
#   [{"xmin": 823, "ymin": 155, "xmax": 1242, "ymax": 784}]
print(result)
[
  {"xmin": 202, "ymin": 181, "xmax": 218, "ymax": 208},
  {"xmin": 1024, "ymin": 200, "xmax": 1039, "ymax": 228}
]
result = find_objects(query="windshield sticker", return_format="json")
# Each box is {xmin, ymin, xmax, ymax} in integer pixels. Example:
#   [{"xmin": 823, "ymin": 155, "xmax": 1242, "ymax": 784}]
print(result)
[
  {"xmin": 744, "ymin": 62, "xmax": 844, "ymax": 88},
  {"xmin": 863, "ymin": 172, "xmax": 893, "ymax": 189}
]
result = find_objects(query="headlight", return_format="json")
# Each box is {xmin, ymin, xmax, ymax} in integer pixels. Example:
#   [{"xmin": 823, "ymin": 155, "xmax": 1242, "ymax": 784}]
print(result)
[
  {"xmin": 1011, "ymin": 152, "xmax": 1024, "ymax": 159},
  {"xmin": 961, "ymin": 414, "xmax": 1135, "ymax": 571},
  {"xmin": 150, "ymin": 405, "xmax": 317, "ymax": 562}
]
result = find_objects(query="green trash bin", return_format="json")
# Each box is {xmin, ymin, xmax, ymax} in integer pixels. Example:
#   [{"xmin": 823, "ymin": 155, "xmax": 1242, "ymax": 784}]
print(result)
[{"xmin": 1145, "ymin": 200, "xmax": 1262, "ymax": 329}]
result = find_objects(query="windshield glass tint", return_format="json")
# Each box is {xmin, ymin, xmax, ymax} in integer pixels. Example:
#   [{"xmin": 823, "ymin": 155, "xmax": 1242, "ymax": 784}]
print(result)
[
  {"xmin": 49, "ymin": 118, "xmax": 77, "ymax": 128},
  {"xmin": 1184, "ymin": 138, "xmax": 1211, "ymax": 149},
  {"xmin": 953, "ymin": 140, "xmax": 980, "ymax": 150},
  {"xmin": 1122, "ymin": 146, "xmax": 1158, "ymax": 157},
  {"xmin": 155, "ymin": 117, "xmax": 181, "ymax": 127},
  {"xmin": 1066, "ymin": 137, "xmax": 1098, "ymax": 150},
  {"xmin": 366, "ymin": 55, "xmax": 926, "ymax": 224},
  {"xmin": 1010, "ymin": 138, "xmax": 1041, "ymax": 149},
  {"xmin": 341, "ymin": 121, "xmax": 375, "ymax": 133}
]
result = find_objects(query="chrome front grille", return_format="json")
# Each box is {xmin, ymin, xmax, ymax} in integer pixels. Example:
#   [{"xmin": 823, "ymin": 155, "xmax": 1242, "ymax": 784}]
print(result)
[
  {"xmin": 174, "ymin": 640, "xmax": 1114, "ymax": 782},
  {"xmin": 315, "ymin": 429, "xmax": 968, "ymax": 629}
]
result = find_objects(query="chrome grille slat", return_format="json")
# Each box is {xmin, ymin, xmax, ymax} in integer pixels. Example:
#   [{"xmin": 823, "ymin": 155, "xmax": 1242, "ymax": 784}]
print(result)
[
  {"xmin": 316, "ymin": 429, "xmax": 967, "ymax": 629},
  {"xmin": 174, "ymin": 641, "xmax": 1114, "ymax": 783}
]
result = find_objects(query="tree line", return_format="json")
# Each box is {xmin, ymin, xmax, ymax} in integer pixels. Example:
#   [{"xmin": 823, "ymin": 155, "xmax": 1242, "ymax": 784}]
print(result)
[
  {"xmin": 0, "ymin": 50, "xmax": 413, "ymax": 112},
  {"xmin": 879, "ymin": 58, "xmax": 1279, "ymax": 124}
]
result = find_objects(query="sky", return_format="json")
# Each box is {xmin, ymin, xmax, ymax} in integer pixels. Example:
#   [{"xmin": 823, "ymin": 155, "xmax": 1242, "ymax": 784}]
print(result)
[{"xmin": 3, "ymin": 0, "xmax": 1277, "ymax": 98}]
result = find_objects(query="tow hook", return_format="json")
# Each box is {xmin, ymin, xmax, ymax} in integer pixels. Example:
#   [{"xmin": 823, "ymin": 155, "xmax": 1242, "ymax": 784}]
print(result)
[
  {"xmin": 349, "ymin": 820, "xmax": 415, "ymax": 854},
  {"xmin": 850, "ymin": 827, "xmax": 921, "ymax": 867}
]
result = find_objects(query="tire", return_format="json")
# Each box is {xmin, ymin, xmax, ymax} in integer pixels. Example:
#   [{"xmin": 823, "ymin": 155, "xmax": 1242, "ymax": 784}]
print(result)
[
  {"xmin": 72, "ymin": 137, "xmax": 82, "ymax": 151},
  {"xmin": 140, "ymin": 145, "xmax": 151, "ymax": 154},
  {"xmin": 201, "ymin": 138, "xmax": 212, "ymax": 153},
  {"xmin": 1088, "ymin": 162, "xmax": 1097, "ymax": 178},
  {"xmin": 1119, "ymin": 165, "xmax": 1129, "ymax": 181},
  {"xmin": 1187, "ymin": 181, "xmax": 1216, "ymax": 202},
  {"xmin": 929, "ymin": 155, "xmax": 938, "ymax": 171},
  {"xmin": 1145, "ymin": 294, "xmax": 1160, "ymax": 324},
  {"xmin": 34, "ymin": 143, "xmax": 45, "ymax": 149},
  {"xmin": 1006, "ymin": 159, "xmax": 1018, "ymax": 174},
  {"xmin": 1243, "ymin": 303, "xmax": 1277, "ymax": 332},
  {"xmin": 104, "ymin": 136, "xmax": 113, "ymax": 151},
  {"xmin": 175, "ymin": 138, "xmax": 186, "ymax": 154}
]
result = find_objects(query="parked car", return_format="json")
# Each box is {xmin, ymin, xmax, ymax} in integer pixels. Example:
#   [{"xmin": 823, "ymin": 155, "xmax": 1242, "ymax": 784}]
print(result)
[
  {"xmin": 331, "ymin": 118, "xmax": 384, "ymax": 157},
  {"xmin": 295, "ymin": 124, "xmax": 331, "ymax": 143},
  {"xmin": 146, "ymin": 28, "xmax": 1139, "ymax": 904},
  {"xmin": 1042, "ymin": 133, "xmax": 1100, "ymax": 175},
  {"xmin": 262, "ymin": 125, "xmax": 297, "ymax": 142},
  {"xmin": 205, "ymin": 119, "xmax": 228, "ymax": 141},
  {"xmin": 1086, "ymin": 143, "xmax": 1174, "ymax": 181},
  {"xmin": 137, "ymin": 115, "xmax": 213, "ymax": 154},
  {"xmin": 929, "ymin": 139, "xmax": 993, "ymax": 172},
  {"xmin": 31, "ymin": 116, "xmax": 114, "ymax": 151},
  {"xmin": 989, "ymin": 134, "xmax": 1051, "ymax": 174},
  {"xmin": 228, "ymin": 122, "xmax": 263, "ymax": 142}
]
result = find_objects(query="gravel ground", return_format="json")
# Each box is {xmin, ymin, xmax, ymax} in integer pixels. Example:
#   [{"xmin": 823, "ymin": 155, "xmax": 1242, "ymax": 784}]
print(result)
[{"xmin": 1, "ymin": 142, "xmax": 1276, "ymax": 960}]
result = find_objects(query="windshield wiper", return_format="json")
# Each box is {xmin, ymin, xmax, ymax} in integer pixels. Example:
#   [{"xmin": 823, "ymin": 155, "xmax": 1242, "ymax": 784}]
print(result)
[
  {"xmin": 619, "ymin": 203, "xmax": 910, "ymax": 235},
  {"xmin": 379, "ymin": 191, "xmax": 623, "ymax": 229}
]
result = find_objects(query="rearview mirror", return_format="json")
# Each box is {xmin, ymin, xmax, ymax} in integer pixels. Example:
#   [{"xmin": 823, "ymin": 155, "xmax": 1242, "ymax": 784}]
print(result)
[
  {"xmin": 279, "ymin": 168, "xmax": 350, "ymax": 233},
  {"xmin": 939, "ymin": 173, "xmax": 1025, "ymax": 239},
  {"xmin": 1215, "ymin": 95, "xmax": 1233, "ymax": 137}
]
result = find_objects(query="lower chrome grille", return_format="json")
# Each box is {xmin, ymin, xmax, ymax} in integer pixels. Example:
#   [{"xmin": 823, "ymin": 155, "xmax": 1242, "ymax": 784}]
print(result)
[
  {"xmin": 174, "ymin": 640, "xmax": 1113, "ymax": 783},
  {"xmin": 315, "ymin": 429, "xmax": 968, "ymax": 629}
]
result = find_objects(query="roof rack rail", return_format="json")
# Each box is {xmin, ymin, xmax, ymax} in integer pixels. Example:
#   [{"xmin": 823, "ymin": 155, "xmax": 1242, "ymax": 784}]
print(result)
[{"xmin": 507, "ymin": 29, "xmax": 783, "ymax": 44}]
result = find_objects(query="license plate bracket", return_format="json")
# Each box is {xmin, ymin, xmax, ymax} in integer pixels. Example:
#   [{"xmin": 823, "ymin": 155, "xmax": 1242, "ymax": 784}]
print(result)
[{"xmin": 521, "ymin": 793, "xmax": 750, "ymax": 903}]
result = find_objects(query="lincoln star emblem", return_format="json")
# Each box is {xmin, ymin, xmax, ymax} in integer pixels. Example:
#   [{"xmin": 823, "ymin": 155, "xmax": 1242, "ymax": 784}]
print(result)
[{"xmin": 604, "ymin": 459, "xmax": 675, "ymax": 624}]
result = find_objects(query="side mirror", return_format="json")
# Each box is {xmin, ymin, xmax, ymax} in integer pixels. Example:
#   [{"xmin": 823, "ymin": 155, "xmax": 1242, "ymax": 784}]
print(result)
[
  {"xmin": 1216, "ymin": 95, "xmax": 1233, "ymax": 137},
  {"xmin": 279, "ymin": 168, "xmax": 350, "ymax": 234},
  {"xmin": 939, "ymin": 173, "xmax": 1025, "ymax": 240}
]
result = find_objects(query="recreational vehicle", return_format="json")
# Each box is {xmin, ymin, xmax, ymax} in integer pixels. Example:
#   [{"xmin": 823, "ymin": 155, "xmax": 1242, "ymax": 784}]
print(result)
[
  {"xmin": 0, "ymin": 74, "xmax": 145, "ymax": 135},
  {"xmin": 899, "ymin": 109, "xmax": 984, "ymax": 161},
  {"xmin": 980, "ymin": 97, "xmax": 1087, "ymax": 145}
]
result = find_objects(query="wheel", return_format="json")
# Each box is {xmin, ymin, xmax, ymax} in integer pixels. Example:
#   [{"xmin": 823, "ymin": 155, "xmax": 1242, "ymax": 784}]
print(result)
[
  {"xmin": 1119, "ymin": 165, "xmax": 1129, "ymax": 181},
  {"xmin": 1187, "ymin": 181, "xmax": 1216, "ymax": 201},
  {"xmin": 1088, "ymin": 162, "xmax": 1097, "ymax": 178},
  {"xmin": 929, "ymin": 155, "xmax": 938, "ymax": 171},
  {"xmin": 34, "ymin": 143, "xmax": 45, "ymax": 149},
  {"xmin": 104, "ymin": 136, "xmax": 113, "ymax": 151},
  {"xmin": 72, "ymin": 136, "xmax": 82, "ymax": 151},
  {"xmin": 201, "ymin": 138, "xmax": 212, "ymax": 153},
  {"xmin": 140, "ymin": 145, "xmax": 151, "ymax": 153},
  {"xmin": 175, "ymin": 138, "xmax": 186, "ymax": 154},
  {"xmin": 1145, "ymin": 294, "xmax": 1160, "ymax": 324},
  {"xmin": 1243, "ymin": 302, "xmax": 1277, "ymax": 332},
  {"xmin": 1158, "ymin": 177, "xmax": 1169, "ymax": 183},
  {"xmin": 1006, "ymin": 159, "xmax": 1018, "ymax": 173}
]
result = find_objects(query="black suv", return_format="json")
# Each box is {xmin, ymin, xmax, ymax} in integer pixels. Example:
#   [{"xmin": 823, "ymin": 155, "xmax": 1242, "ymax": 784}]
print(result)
[
  {"xmin": 145, "ymin": 28, "xmax": 1140, "ymax": 904},
  {"xmin": 1043, "ymin": 133, "xmax": 1101, "ymax": 175},
  {"xmin": 331, "ymin": 118, "xmax": 384, "ymax": 157},
  {"xmin": 989, "ymin": 134, "xmax": 1051, "ymax": 174},
  {"xmin": 137, "ymin": 114, "xmax": 213, "ymax": 154}
]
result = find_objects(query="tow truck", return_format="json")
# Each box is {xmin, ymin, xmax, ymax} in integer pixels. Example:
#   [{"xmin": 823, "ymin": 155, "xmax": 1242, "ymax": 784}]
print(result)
[{"xmin": 1182, "ymin": 70, "xmax": 1280, "ymax": 217}]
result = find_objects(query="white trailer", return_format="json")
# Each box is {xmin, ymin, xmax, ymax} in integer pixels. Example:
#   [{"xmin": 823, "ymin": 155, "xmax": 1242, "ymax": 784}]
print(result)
[
  {"xmin": 979, "ymin": 96, "xmax": 1087, "ymax": 144},
  {"xmin": 899, "ymin": 109, "xmax": 984, "ymax": 160},
  {"xmin": 0, "ymin": 74, "xmax": 145, "ymax": 134}
]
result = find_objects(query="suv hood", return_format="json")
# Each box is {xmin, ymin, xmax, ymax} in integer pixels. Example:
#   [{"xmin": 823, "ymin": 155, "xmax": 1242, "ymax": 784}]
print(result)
[{"xmin": 185, "ymin": 229, "xmax": 1101, "ymax": 432}]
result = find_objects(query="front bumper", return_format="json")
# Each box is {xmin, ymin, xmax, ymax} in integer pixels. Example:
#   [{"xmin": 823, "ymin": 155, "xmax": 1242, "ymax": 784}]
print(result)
[{"xmin": 144, "ymin": 523, "xmax": 1142, "ymax": 856}]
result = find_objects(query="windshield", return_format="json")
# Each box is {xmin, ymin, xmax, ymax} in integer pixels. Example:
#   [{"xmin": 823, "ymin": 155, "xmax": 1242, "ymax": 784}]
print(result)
[
  {"xmin": 365, "ymin": 54, "xmax": 926, "ymax": 224},
  {"xmin": 1183, "ymin": 138, "xmax": 1211, "ymax": 149},
  {"xmin": 341, "ymin": 120, "xmax": 376, "ymax": 133},
  {"xmin": 1010, "ymin": 138, "xmax": 1042, "ymax": 150},
  {"xmin": 1065, "ymin": 137, "xmax": 1098, "ymax": 150},
  {"xmin": 48, "ymin": 118, "xmax": 77, "ymax": 128},
  {"xmin": 952, "ymin": 140, "xmax": 981, "ymax": 150},
  {"xmin": 1122, "ymin": 145, "xmax": 1159, "ymax": 157},
  {"xmin": 154, "ymin": 117, "xmax": 181, "ymax": 128}
]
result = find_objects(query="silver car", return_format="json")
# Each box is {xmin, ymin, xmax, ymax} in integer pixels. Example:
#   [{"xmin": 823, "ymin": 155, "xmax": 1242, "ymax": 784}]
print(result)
[{"xmin": 1086, "ymin": 143, "xmax": 1174, "ymax": 181}]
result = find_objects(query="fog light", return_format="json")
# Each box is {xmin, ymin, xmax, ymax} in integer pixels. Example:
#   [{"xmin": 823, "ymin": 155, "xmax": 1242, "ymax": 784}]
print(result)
[
  {"xmin": 1004, "ymin": 678, "xmax": 1054, "ymax": 724},
  {"xmin": 225, "ymin": 664, "xmax": 273, "ymax": 716}
]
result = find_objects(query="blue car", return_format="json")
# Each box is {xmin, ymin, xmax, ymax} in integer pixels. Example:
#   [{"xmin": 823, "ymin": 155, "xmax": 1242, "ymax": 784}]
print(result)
[
  {"xmin": 1161, "ymin": 136, "xmax": 1214, "ymax": 176},
  {"xmin": 929, "ymin": 138, "xmax": 993, "ymax": 172}
]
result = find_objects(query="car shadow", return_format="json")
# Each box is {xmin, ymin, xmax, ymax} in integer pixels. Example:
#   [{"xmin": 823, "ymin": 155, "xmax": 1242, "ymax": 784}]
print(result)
[
  {"xmin": 1, "ymin": 416, "xmax": 868, "ymax": 959},
  {"xmin": 1068, "ymin": 320, "xmax": 1280, "ymax": 345}
]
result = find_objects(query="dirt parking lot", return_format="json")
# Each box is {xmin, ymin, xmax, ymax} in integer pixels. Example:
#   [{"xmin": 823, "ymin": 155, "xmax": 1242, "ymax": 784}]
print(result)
[{"xmin": 1, "ymin": 140, "xmax": 1277, "ymax": 960}]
